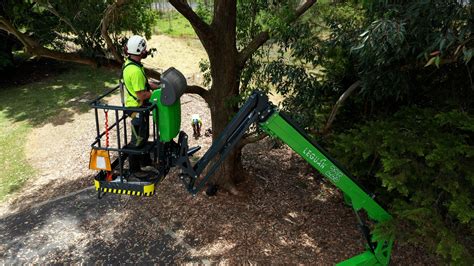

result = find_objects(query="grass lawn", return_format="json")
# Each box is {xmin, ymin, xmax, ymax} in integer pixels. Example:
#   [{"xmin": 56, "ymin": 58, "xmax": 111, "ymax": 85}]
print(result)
[
  {"xmin": 0, "ymin": 114, "xmax": 34, "ymax": 202},
  {"xmin": 0, "ymin": 63, "xmax": 117, "ymax": 201},
  {"xmin": 154, "ymin": 12, "xmax": 197, "ymax": 38}
]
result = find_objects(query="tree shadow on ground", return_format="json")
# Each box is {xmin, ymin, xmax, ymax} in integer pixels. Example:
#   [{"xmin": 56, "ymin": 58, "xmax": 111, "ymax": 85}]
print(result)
[
  {"xmin": 0, "ymin": 158, "xmax": 439, "ymax": 264},
  {"xmin": 0, "ymin": 113, "xmax": 440, "ymax": 265},
  {"xmin": 0, "ymin": 176, "xmax": 194, "ymax": 264},
  {"xmin": 0, "ymin": 58, "xmax": 69, "ymax": 88},
  {"xmin": 0, "ymin": 58, "xmax": 119, "ymax": 127},
  {"xmin": 132, "ymin": 139, "xmax": 440, "ymax": 264}
]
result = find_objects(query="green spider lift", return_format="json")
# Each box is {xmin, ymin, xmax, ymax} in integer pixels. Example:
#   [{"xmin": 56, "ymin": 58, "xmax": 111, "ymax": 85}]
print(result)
[
  {"xmin": 89, "ymin": 68, "xmax": 393, "ymax": 265},
  {"xmin": 89, "ymin": 67, "xmax": 197, "ymax": 198}
]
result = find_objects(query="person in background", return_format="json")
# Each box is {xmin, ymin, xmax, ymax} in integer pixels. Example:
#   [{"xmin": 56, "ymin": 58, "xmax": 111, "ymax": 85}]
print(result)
[{"xmin": 191, "ymin": 114, "xmax": 202, "ymax": 139}]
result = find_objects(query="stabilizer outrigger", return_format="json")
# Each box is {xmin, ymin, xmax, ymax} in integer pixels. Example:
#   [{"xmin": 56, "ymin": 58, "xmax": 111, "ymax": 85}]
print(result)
[{"xmin": 89, "ymin": 69, "xmax": 393, "ymax": 265}]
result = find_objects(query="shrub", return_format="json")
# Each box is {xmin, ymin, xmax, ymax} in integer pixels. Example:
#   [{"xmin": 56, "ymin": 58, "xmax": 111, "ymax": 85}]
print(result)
[{"xmin": 331, "ymin": 107, "xmax": 474, "ymax": 263}]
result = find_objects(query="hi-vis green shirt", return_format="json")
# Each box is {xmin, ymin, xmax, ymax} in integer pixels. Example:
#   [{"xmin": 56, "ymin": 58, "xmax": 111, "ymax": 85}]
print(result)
[{"xmin": 123, "ymin": 59, "xmax": 147, "ymax": 107}]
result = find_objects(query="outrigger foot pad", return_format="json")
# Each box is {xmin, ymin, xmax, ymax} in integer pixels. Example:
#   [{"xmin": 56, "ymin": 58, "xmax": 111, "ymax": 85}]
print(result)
[{"xmin": 94, "ymin": 176, "xmax": 156, "ymax": 198}]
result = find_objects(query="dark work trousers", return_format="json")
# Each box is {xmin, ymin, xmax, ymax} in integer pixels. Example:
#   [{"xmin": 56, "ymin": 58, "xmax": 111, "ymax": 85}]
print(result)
[{"xmin": 129, "ymin": 110, "xmax": 152, "ymax": 173}]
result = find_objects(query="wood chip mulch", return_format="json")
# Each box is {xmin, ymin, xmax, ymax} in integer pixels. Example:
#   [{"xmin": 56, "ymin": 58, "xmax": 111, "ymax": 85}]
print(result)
[{"xmin": 126, "ymin": 138, "xmax": 438, "ymax": 265}]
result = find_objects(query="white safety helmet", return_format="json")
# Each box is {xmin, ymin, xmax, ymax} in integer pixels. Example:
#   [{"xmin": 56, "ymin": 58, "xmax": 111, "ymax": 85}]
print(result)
[{"xmin": 126, "ymin": 35, "xmax": 147, "ymax": 56}]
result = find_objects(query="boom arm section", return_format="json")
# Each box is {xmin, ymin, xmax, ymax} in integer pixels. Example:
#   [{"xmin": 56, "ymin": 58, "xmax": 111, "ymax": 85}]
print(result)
[
  {"xmin": 259, "ymin": 112, "xmax": 393, "ymax": 265},
  {"xmin": 176, "ymin": 91, "xmax": 273, "ymax": 194},
  {"xmin": 176, "ymin": 91, "xmax": 393, "ymax": 265}
]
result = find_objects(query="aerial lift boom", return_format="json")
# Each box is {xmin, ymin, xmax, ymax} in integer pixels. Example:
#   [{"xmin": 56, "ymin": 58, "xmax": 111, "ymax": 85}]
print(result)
[{"xmin": 175, "ymin": 91, "xmax": 393, "ymax": 265}]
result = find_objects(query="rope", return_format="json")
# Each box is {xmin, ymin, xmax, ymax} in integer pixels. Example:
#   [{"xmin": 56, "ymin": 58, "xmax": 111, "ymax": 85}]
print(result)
[
  {"xmin": 104, "ymin": 109, "xmax": 110, "ymax": 147},
  {"xmin": 104, "ymin": 109, "xmax": 112, "ymax": 181}
]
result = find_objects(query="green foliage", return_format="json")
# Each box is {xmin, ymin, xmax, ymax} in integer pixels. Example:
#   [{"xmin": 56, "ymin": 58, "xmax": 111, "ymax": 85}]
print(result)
[
  {"xmin": 352, "ymin": 19, "xmax": 407, "ymax": 66},
  {"xmin": 153, "ymin": 0, "xmax": 209, "ymax": 38},
  {"xmin": 0, "ymin": 0, "xmax": 156, "ymax": 61},
  {"xmin": 199, "ymin": 59, "xmax": 212, "ymax": 87},
  {"xmin": 117, "ymin": 1, "xmax": 156, "ymax": 40},
  {"xmin": 331, "ymin": 107, "xmax": 474, "ymax": 262},
  {"xmin": 243, "ymin": 0, "xmax": 474, "ymax": 262},
  {"xmin": 195, "ymin": 0, "xmax": 213, "ymax": 24},
  {"xmin": 348, "ymin": 0, "xmax": 473, "ymax": 103},
  {"xmin": 236, "ymin": 0, "xmax": 319, "ymax": 107},
  {"xmin": 236, "ymin": 1, "xmax": 371, "ymax": 130}
]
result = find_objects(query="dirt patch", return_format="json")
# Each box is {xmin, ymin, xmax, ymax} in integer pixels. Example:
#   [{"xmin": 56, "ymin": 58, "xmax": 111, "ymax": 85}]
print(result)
[{"xmin": 143, "ymin": 35, "xmax": 208, "ymax": 84}]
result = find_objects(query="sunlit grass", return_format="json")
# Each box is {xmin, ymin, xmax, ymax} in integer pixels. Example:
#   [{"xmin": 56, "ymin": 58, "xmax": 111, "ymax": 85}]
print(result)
[
  {"xmin": 154, "ymin": 12, "xmax": 197, "ymax": 38},
  {"xmin": 0, "ymin": 113, "xmax": 34, "ymax": 202},
  {"xmin": 0, "ymin": 63, "xmax": 117, "ymax": 201}
]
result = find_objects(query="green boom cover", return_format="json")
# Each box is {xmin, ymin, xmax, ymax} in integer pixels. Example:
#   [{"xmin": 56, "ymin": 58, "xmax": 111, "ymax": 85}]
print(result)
[{"xmin": 150, "ymin": 89, "xmax": 181, "ymax": 142}]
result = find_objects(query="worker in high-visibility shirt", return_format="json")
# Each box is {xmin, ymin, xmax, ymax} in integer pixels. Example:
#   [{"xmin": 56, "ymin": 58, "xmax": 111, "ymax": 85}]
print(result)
[
  {"xmin": 191, "ymin": 114, "xmax": 202, "ymax": 138},
  {"xmin": 122, "ymin": 35, "xmax": 159, "ymax": 178}
]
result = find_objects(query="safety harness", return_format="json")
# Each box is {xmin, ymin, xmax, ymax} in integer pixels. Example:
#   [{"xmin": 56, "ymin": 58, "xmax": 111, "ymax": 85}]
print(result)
[
  {"xmin": 120, "ymin": 58, "xmax": 150, "ymax": 104},
  {"xmin": 120, "ymin": 58, "xmax": 151, "ymax": 146}
]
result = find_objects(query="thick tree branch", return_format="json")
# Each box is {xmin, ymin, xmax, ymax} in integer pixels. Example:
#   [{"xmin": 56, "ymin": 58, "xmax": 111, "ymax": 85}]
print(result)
[
  {"xmin": 237, "ymin": 0, "xmax": 317, "ymax": 67},
  {"xmin": 237, "ymin": 31, "xmax": 269, "ymax": 68},
  {"xmin": 143, "ymin": 68, "xmax": 209, "ymax": 102},
  {"xmin": 33, "ymin": 0, "xmax": 92, "ymax": 54},
  {"xmin": 143, "ymin": 67, "xmax": 161, "ymax": 80},
  {"xmin": 185, "ymin": 85, "xmax": 209, "ymax": 101},
  {"xmin": 0, "ymin": 16, "xmax": 120, "ymax": 67},
  {"xmin": 237, "ymin": 133, "xmax": 268, "ymax": 150},
  {"xmin": 0, "ymin": 16, "xmax": 36, "ymax": 49},
  {"xmin": 32, "ymin": 0, "xmax": 126, "ymax": 63},
  {"xmin": 169, "ymin": 0, "xmax": 212, "ymax": 40},
  {"xmin": 322, "ymin": 80, "xmax": 361, "ymax": 135},
  {"xmin": 34, "ymin": 0, "xmax": 82, "ymax": 40},
  {"xmin": 101, "ymin": 0, "xmax": 127, "ymax": 63}
]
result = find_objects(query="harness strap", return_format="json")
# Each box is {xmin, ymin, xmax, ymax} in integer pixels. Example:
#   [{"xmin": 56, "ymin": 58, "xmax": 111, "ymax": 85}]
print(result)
[
  {"xmin": 121, "ymin": 59, "xmax": 151, "ymax": 102},
  {"xmin": 130, "ymin": 124, "xmax": 143, "ymax": 146},
  {"xmin": 121, "ymin": 63, "xmax": 139, "ymax": 101}
]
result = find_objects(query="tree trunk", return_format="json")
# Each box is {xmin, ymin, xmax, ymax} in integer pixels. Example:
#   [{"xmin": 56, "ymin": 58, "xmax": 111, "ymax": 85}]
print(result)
[
  {"xmin": 208, "ymin": 105, "xmax": 245, "ymax": 193},
  {"xmin": 208, "ymin": 62, "xmax": 244, "ymax": 192},
  {"xmin": 206, "ymin": 0, "xmax": 243, "ymax": 193},
  {"xmin": 170, "ymin": 0, "xmax": 317, "ymax": 194}
]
